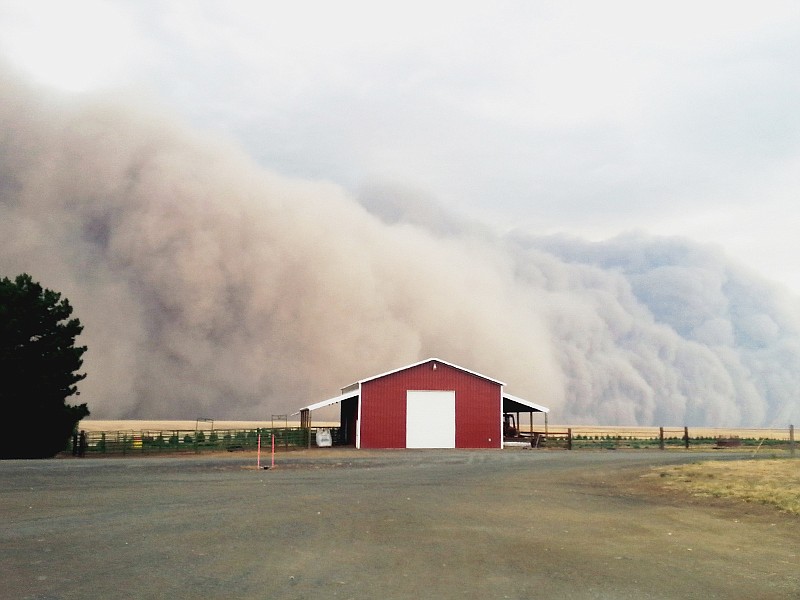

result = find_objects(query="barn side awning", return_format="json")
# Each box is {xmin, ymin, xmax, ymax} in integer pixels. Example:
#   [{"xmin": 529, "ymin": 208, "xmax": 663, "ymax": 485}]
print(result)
[
  {"xmin": 502, "ymin": 393, "xmax": 549, "ymax": 414},
  {"xmin": 292, "ymin": 391, "xmax": 359, "ymax": 415}
]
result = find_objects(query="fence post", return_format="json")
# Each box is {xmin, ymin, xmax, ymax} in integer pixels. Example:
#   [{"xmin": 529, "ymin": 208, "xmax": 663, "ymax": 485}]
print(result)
[
  {"xmin": 567, "ymin": 427, "xmax": 573, "ymax": 450},
  {"xmin": 659, "ymin": 427, "xmax": 665, "ymax": 450},
  {"xmin": 683, "ymin": 426, "xmax": 689, "ymax": 449},
  {"xmin": 790, "ymin": 424, "xmax": 795, "ymax": 457}
]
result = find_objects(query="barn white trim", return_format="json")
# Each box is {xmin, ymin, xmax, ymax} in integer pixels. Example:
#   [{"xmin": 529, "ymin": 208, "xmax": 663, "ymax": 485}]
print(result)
[
  {"xmin": 292, "ymin": 390, "xmax": 358, "ymax": 414},
  {"xmin": 502, "ymin": 392, "xmax": 549, "ymax": 414}
]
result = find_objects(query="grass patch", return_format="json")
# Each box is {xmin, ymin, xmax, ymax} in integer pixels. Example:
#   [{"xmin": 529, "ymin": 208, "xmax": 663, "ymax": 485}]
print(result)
[{"xmin": 651, "ymin": 458, "xmax": 800, "ymax": 515}]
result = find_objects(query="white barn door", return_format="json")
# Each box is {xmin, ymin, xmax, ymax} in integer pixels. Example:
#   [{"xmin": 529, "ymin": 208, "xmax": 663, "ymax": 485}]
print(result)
[{"xmin": 406, "ymin": 390, "xmax": 456, "ymax": 448}]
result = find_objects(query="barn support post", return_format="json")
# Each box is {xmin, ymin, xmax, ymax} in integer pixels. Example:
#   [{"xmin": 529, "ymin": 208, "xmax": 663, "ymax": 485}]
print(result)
[
  {"xmin": 567, "ymin": 427, "xmax": 572, "ymax": 450},
  {"xmin": 659, "ymin": 427, "xmax": 665, "ymax": 450},
  {"xmin": 683, "ymin": 426, "xmax": 690, "ymax": 449},
  {"xmin": 300, "ymin": 408, "xmax": 312, "ymax": 448},
  {"xmin": 790, "ymin": 424, "xmax": 795, "ymax": 457}
]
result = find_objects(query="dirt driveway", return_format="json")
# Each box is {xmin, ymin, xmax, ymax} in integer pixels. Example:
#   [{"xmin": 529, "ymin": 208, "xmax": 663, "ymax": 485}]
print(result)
[{"xmin": 1, "ymin": 449, "xmax": 797, "ymax": 599}]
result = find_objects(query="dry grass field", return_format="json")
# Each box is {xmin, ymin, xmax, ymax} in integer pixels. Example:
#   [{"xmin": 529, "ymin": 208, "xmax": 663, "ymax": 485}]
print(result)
[
  {"xmin": 79, "ymin": 419, "xmax": 340, "ymax": 431},
  {"xmin": 79, "ymin": 420, "xmax": 304, "ymax": 431},
  {"xmin": 647, "ymin": 458, "xmax": 800, "ymax": 515},
  {"xmin": 549, "ymin": 424, "xmax": 794, "ymax": 440},
  {"xmin": 79, "ymin": 420, "xmax": 794, "ymax": 439}
]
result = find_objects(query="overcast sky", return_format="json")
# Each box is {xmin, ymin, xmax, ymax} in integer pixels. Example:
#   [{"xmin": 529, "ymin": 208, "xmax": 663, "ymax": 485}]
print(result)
[{"xmin": 2, "ymin": 0, "xmax": 799, "ymax": 291}]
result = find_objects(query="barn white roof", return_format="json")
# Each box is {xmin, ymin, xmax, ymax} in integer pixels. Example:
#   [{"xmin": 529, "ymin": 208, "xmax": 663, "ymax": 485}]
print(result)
[
  {"xmin": 502, "ymin": 392, "xmax": 549, "ymax": 414},
  {"xmin": 294, "ymin": 391, "xmax": 359, "ymax": 414}
]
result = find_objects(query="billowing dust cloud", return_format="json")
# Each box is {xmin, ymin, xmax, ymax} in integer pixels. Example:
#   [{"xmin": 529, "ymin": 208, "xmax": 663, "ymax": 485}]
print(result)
[{"xmin": 2, "ymin": 66, "xmax": 799, "ymax": 426}]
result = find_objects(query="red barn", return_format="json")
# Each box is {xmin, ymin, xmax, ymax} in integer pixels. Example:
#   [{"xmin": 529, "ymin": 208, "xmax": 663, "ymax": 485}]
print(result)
[{"xmin": 296, "ymin": 358, "xmax": 549, "ymax": 449}]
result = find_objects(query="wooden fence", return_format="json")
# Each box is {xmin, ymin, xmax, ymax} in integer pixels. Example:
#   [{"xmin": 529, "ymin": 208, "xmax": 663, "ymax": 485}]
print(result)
[
  {"xmin": 66, "ymin": 424, "xmax": 796, "ymax": 455},
  {"xmin": 519, "ymin": 424, "xmax": 796, "ymax": 453}
]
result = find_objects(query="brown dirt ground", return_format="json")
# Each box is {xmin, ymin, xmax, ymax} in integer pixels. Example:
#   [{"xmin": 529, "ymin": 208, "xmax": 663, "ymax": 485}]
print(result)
[{"xmin": 1, "ymin": 449, "xmax": 797, "ymax": 600}]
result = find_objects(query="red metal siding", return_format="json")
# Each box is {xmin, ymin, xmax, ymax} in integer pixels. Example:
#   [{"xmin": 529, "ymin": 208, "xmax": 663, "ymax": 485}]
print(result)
[
  {"xmin": 454, "ymin": 373, "xmax": 501, "ymax": 449},
  {"xmin": 359, "ymin": 375, "xmax": 406, "ymax": 448},
  {"xmin": 359, "ymin": 360, "xmax": 501, "ymax": 449}
]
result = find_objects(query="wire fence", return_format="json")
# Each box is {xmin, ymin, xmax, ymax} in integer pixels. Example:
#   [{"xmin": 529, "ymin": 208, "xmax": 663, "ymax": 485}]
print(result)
[{"xmin": 70, "ymin": 427, "xmax": 344, "ymax": 456}]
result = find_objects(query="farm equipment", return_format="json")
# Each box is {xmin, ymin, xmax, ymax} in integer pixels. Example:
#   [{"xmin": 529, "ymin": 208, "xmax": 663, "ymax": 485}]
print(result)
[{"xmin": 503, "ymin": 413, "xmax": 518, "ymax": 438}]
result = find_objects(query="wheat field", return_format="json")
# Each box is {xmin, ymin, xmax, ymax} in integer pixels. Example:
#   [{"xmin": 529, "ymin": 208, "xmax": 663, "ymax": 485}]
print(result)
[
  {"xmin": 78, "ymin": 419, "xmax": 313, "ymax": 432},
  {"xmin": 78, "ymin": 420, "xmax": 794, "ymax": 440}
]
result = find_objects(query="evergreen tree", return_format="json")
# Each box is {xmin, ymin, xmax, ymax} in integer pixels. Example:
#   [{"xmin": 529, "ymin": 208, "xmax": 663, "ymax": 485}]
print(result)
[{"xmin": 0, "ymin": 274, "xmax": 89, "ymax": 458}]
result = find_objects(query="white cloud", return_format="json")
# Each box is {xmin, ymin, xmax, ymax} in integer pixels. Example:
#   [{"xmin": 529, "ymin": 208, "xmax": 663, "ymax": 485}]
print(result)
[
  {"xmin": 1, "ymin": 0, "xmax": 799, "ymax": 292},
  {"xmin": 0, "ymin": 0, "xmax": 152, "ymax": 92}
]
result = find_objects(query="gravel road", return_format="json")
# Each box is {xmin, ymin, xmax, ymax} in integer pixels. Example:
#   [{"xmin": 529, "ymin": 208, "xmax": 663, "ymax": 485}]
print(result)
[{"xmin": 1, "ymin": 449, "xmax": 797, "ymax": 599}]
